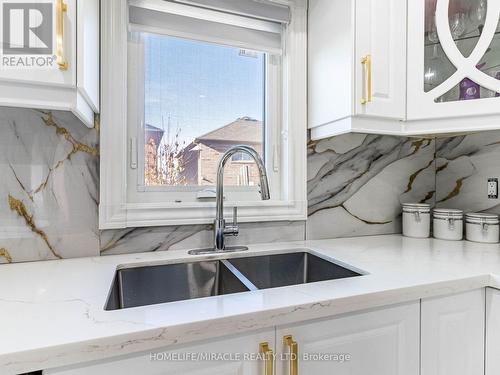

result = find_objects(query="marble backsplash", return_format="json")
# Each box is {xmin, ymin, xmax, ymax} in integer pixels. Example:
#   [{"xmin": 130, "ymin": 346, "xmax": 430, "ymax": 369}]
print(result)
[
  {"xmin": 307, "ymin": 134, "xmax": 436, "ymax": 239},
  {"xmin": 100, "ymin": 221, "xmax": 306, "ymax": 255},
  {"xmin": 0, "ymin": 108, "xmax": 99, "ymax": 264},
  {"xmin": 1, "ymin": 106, "xmax": 497, "ymax": 263},
  {"xmin": 435, "ymin": 131, "xmax": 500, "ymax": 214}
]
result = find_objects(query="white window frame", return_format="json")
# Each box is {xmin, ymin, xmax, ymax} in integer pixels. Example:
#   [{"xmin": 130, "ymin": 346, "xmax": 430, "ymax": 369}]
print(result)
[{"xmin": 99, "ymin": 0, "xmax": 307, "ymax": 229}]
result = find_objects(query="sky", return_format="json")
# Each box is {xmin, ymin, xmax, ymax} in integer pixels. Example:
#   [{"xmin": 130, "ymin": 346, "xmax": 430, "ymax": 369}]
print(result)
[{"xmin": 144, "ymin": 33, "xmax": 265, "ymax": 148}]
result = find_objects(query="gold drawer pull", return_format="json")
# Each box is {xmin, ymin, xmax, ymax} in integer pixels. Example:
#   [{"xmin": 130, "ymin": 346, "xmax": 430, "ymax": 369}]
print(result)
[
  {"xmin": 361, "ymin": 54, "xmax": 372, "ymax": 104},
  {"xmin": 259, "ymin": 342, "xmax": 274, "ymax": 375},
  {"xmin": 56, "ymin": 0, "xmax": 68, "ymax": 71},
  {"xmin": 283, "ymin": 335, "xmax": 298, "ymax": 375}
]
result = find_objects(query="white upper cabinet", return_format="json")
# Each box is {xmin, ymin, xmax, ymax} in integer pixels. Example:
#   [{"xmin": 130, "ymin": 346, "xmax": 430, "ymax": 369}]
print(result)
[
  {"xmin": 308, "ymin": 0, "xmax": 353, "ymax": 132},
  {"xmin": 354, "ymin": 0, "xmax": 407, "ymax": 120},
  {"xmin": 309, "ymin": 0, "xmax": 500, "ymax": 139},
  {"xmin": 308, "ymin": 0, "xmax": 407, "ymax": 140},
  {"xmin": 0, "ymin": 0, "xmax": 99, "ymax": 127},
  {"xmin": 406, "ymin": 0, "xmax": 500, "ymax": 133},
  {"xmin": 76, "ymin": 0, "xmax": 99, "ymax": 113}
]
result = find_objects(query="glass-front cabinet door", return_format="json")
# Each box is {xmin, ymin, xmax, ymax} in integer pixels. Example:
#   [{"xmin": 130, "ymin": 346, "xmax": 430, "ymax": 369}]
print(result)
[{"xmin": 408, "ymin": 0, "xmax": 500, "ymax": 120}]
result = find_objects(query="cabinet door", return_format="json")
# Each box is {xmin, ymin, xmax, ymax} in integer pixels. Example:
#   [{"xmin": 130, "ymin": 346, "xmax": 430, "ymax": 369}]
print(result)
[
  {"xmin": 407, "ymin": 0, "xmax": 500, "ymax": 121},
  {"xmin": 486, "ymin": 288, "xmax": 500, "ymax": 375},
  {"xmin": 355, "ymin": 0, "xmax": 406, "ymax": 119},
  {"xmin": 308, "ymin": 0, "xmax": 354, "ymax": 129},
  {"xmin": 0, "ymin": 0, "xmax": 76, "ymax": 87},
  {"xmin": 45, "ymin": 329, "xmax": 275, "ymax": 375},
  {"xmin": 77, "ymin": 0, "xmax": 99, "ymax": 112},
  {"xmin": 421, "ymin": 289, "xmax": 485, "ymax": 375},
  {"xmin": 275, "ymin": 302, "xmax": 420, "ymax": 375}
]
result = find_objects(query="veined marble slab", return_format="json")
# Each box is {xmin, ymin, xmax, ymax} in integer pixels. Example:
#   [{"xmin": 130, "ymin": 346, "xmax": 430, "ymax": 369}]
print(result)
[
  {"xmin": 0, "ymin": 108, "xmax": 99, "ymax": 263},
  {"xmin": 0, "ymin": 106, "xmax": 445, "ymax": 262},
  {"xmin": 1, "ymin": 235, "xmax": 500, "ymax": 374},
  {"xmin": 100, "ymin": 221, "xmax": 306, "ymax": 255},
  {"xmin": 307, "ymin": 134, "xmax": 436, "ymax": 239},
  {"xmin": 436, "ymin": 130, "xmax": 500, "ymax": 214}
]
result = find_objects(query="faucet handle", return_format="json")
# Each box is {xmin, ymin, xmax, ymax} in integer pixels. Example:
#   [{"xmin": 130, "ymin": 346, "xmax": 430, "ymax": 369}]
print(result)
[{"xmin": 223, "ymin": 207, "xmax": 239, "ymax": 237}]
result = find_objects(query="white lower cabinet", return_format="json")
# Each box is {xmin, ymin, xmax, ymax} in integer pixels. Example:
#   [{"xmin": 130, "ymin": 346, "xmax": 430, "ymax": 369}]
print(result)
[
  {"xmin": 275, "ymin": 301, "xmax": 420, "ymax": 375},
  {"xmin": 421, "ymin": 289, "xmax": 485, "ymax": 375},
  {"xmin": 46, "ymin": 290, "xmax": 489, "ymax": 375},
  {"xmin": 45, "ymin": 329, "xmax": 275, "ymax": 375},
  {"xmin": 486, "ymin": 288, "xmax": 500, "ymax": 375}
]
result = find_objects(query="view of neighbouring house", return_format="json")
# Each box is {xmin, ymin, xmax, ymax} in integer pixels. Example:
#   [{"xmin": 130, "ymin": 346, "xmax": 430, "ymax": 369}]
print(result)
[
  {"xmin": 145, "ymin": 117, "xmax": 264, "ymax": 186},
  {"xmin": 144, "ymin": 124, "xmax": 165, "ymax": 186}
]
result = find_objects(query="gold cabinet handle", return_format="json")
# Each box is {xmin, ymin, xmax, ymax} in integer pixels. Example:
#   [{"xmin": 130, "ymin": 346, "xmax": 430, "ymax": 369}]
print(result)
[
  {"xmin": 283, "ymin": 335, "xmax": 298, "ymax": 375},
  {"xmin": 56, "ymin": 0, "xmax": 68, "ymax": 71},
  {"xmin": 361, "ymin": 54, "xmax": 372, "ymax": 104},
  {"xmin": 259, "ymin": 342, "xmax": 274, "ymax": 375}
]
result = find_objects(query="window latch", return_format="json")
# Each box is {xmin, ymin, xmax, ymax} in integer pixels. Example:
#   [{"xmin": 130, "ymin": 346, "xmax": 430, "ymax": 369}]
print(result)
[
  {"xmin": 273, "ymin": 145, "xmax": 279, "ymax": 172},
  {"xmin": 130, "ymin": 137, "xmax": 137, "ymax": 169}
]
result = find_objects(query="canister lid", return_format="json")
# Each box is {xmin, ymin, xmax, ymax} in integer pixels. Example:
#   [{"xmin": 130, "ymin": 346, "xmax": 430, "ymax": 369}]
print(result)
[
  {"xmin": 402, "ymin": 203, "xmax": 431, "ymax": 213},
  {"xmin": 465, "ymin": 213, "xmax": 500, "ymax": 224},
  {"xmin": 433, "ymin": 208, "xmax": 464, "ymax": 219}
]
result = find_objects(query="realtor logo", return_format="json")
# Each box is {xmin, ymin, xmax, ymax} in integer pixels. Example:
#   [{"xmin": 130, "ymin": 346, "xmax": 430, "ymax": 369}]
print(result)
[
  {"xmin": 3, "ymin": 2, "xmax": 52, "ymax": 54},
  {"xmin": 1, "ymin": 0, "xmax": 55, "ymax": 68}
]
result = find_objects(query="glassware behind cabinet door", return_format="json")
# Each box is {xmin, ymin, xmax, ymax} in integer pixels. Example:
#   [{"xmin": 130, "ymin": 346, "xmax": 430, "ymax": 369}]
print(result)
[
  {"xmin": 425, "ymin": 46, "xmax": 444, "ymax": 92},
  {"xmin": 450, "ymin": 12, "xmax": 467, "ymax": 39},
  {"xmin": 428, "ymin": 15, "xmax": 439, "ymax": 44},
  {"xmin": 459, "ymin": 63, "xmax": 485, "ymax": 100},
  {"xmin": 469, "ymin": 0, "xmax": 487, "ymax": 33},
  {"xmin": 482, "ymin": 69, "xmax": 500, "ymax": 98},
  {"xmin": 449, "ymin": 0, "xmax": 469, "ymax": 38}
]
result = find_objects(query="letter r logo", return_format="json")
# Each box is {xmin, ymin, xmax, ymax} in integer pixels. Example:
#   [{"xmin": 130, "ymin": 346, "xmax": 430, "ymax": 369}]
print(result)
[{"xmin": 3, "ymin": 2, "xmax": 53, "ymax": 55}]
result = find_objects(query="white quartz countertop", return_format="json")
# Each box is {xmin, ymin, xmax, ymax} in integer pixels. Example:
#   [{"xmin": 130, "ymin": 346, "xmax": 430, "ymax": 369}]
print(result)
[{"xmin": 3, "ymin": 234, "xmax": 500, "ymax": 374}]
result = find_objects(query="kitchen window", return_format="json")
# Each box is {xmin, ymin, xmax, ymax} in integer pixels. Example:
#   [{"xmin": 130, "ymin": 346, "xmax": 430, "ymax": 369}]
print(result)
[
  {"xmin": 130, "ymin": 33, "xmax": 270, "ymax": 192},
  {"xmin": 100, "ymin": 0, "xmax": 307, "ymax": 229}
]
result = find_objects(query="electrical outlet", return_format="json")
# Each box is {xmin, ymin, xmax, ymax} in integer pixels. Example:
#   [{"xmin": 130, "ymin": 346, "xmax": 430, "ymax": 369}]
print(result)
[{"xmin": 488, "ymin": 178, "xmax": 498, "ymax": 199}]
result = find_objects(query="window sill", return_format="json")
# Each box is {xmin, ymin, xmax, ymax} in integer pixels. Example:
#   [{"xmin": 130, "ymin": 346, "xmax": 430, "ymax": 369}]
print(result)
[{"xmin": 99, "ymin": 199, "xmax": 307, "ymax": 229}]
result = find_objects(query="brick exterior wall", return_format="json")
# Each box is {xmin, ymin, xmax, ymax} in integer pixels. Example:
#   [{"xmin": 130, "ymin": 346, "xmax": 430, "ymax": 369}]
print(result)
[{"xmin": 197, "ymin": 142, "xmax": 263, "ymax": 186}]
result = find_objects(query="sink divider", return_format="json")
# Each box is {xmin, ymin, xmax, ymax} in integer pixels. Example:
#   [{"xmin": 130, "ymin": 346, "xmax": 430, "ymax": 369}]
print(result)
[{"xmin": 220, "ymin": 259, "xmax": 259, "ymax": 292}]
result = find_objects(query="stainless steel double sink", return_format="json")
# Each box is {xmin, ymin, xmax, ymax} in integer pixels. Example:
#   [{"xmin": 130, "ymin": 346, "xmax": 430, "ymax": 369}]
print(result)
[{"xmin": 105, "ymin": 251, "xmax": 363, "ymax": 310}]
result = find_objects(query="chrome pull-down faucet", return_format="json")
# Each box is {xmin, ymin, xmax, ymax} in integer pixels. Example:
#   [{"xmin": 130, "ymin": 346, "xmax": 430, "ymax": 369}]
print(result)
[{"xmin": 189, "ymin": 145, "xmax": 270, "ymax": 255}]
